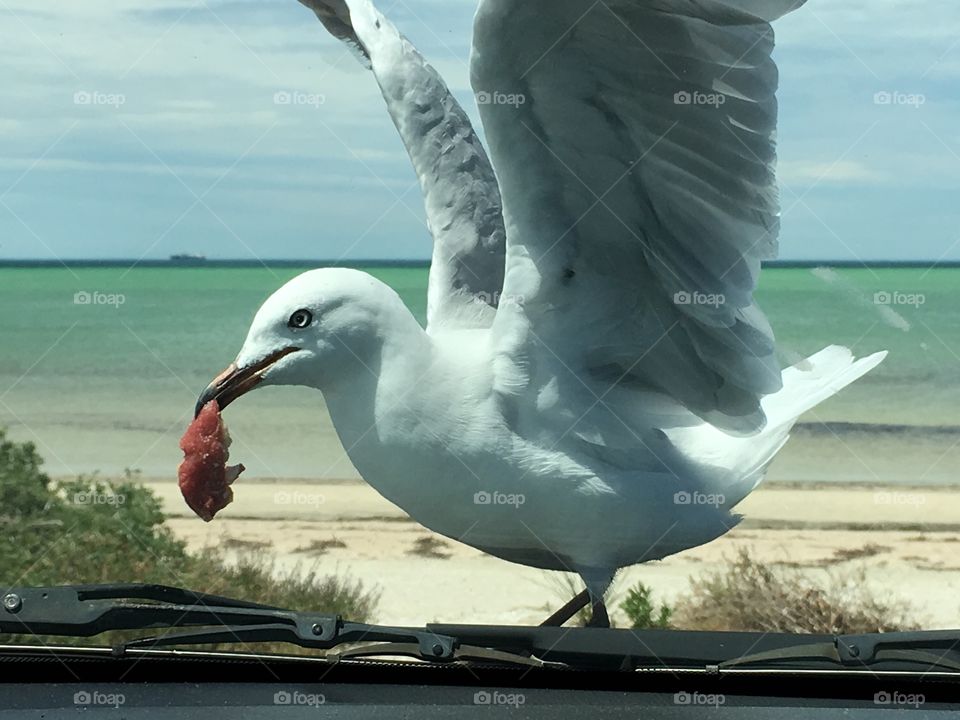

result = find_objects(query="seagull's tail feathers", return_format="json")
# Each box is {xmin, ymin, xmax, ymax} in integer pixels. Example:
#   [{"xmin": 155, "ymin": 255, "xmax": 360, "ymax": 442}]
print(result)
[
  {"xmin": 718, "ymin": 346, "xmax": 886, "ymax": 507},
  {"xmin": 762, "ymin": 345, "xmax": 887, "ymax": 430}
]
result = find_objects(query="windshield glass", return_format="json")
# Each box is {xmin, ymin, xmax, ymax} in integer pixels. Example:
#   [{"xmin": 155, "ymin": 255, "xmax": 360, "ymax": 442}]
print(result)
[{"xmin": 1, "ymin": 0, "xmax": 957, "ymax": 651}]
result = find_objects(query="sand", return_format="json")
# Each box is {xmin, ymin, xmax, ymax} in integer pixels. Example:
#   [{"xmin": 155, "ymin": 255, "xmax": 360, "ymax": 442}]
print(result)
[{"xmin": 136, "ymin": 478, "xmax": 960, "ymax": 629}]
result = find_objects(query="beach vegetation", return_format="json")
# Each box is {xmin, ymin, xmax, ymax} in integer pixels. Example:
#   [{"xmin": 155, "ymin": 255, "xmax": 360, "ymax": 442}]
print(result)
[
  {"xmin": 0, "ymin": 428, "xmax": 379, "ymax": 651},
  {"xmin": 671, "ymin": 548, "xmax": 921, "ymax": 633},
  {"xmin": 620, "ymin": 582, "xmax": 673, "ymax": 629}
]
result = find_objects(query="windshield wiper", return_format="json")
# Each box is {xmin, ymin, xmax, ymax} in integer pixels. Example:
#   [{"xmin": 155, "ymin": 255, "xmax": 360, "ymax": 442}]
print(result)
[
  {"xmin": 429, "ymin": 622, "xmax": 960, "ymax": 674},
  {"xmin": 718, "ymin": 630, "xmax": 960, "ymax": 673},
  {"xmin": 0, "ymin": 584, "xmax": 543, "ymax": 667},
  {"xmin": 0, "ymin": 584, "xmax": 461, "ymax": 660},
  {"xmin": 2, "ymin": 584, "xmax": 959, "ymax": 674}
]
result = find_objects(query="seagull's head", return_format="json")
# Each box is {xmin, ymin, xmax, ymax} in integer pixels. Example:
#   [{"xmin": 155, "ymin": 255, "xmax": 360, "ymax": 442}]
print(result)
[{"xmin": 195, "ymin": 268, "xmax": 413, "ymax": 416}]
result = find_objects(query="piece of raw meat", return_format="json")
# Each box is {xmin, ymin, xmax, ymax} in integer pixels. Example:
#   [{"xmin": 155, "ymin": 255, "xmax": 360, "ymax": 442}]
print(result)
[{"xmin": 178, "ymin": 400, "xmax": 244, "ymax": 522}]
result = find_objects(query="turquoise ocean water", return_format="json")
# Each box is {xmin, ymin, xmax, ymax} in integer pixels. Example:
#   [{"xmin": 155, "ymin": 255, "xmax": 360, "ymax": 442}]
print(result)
[{"xmin": 0, "ymin": 266, "xmax": 957, "ymax": 484}]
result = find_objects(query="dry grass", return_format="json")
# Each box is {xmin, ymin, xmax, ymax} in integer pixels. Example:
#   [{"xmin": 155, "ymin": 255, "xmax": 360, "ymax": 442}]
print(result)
[
  {"xmin": 671, "ymin": 548, "xmax": 922, "ymax": 634},
  {"xmin": 294, "ymin": 537, "xmax": 348, "ymax": 556},
  {"xmin": 832, "ymin": 543, "xmax": 890, "ymax": 561},
  {"xmin": 221, "ymin": 536, "xmax": 272, "ymax": 551},
  {"xmin": 407, "ymin": 536, "xmax": 452, "ymax": 559}
]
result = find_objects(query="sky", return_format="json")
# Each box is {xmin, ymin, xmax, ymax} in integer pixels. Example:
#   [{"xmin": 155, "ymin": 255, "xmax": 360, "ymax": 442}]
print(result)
[{"xmin": 1, "ymin": 0, "xmax": 959, "ymax": 262}]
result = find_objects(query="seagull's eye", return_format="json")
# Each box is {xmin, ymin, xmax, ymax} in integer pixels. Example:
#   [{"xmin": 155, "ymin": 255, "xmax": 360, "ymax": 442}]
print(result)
[{"xmin": 288, "ymin": 309, "xmax": 313, "ymax": 329}]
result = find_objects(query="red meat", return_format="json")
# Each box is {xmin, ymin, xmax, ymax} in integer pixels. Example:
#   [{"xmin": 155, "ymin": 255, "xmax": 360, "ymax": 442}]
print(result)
[{"xmin": 178, "ymin": 400, "xmax": 244, "ymax": 521}]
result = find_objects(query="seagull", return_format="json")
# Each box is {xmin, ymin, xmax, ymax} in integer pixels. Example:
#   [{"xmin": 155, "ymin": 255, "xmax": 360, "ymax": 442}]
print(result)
[{"xmin": 196, "ymin": 0, "xmax": 885, "ymax": 627}]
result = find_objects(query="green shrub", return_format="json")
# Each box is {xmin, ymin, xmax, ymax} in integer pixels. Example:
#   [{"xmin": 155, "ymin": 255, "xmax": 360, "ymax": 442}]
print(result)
[
  {"xmin": 550, "ymin": 575, "xmax": 673, "ymax": 628},
  {"xmin": 0, "ymin": 428, "xmax": 378, "ymax": 652},
  {"xmin": 0, "ymin": 430, "xmax": 53, "ymax": 517},
  {"xmin": 620, "ymin": 582, "xmax": 673, "ymax": 629}
]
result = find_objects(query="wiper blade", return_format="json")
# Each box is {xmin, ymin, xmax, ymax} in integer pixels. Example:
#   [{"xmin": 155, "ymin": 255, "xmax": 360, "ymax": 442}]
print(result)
[
  {"xmin": 0, "ymin": 584, "xmax": 459, "ymax": 662},
  {"xmin": 427, "ymin": 624, "xmax": 960, "ymax": 674},
  {"xmin": 721, "ymin": 630, "xmax": 960, "ymax": 673}
]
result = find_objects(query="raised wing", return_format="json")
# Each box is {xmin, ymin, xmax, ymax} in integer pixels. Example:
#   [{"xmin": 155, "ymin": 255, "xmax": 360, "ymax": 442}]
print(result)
[
  {"xmin": 471, "ymin": 0, "xmax": 804, "ymax": 432},
  {"xmin": 299, "ymin": 0, "xmax": 506, "ymax": 330}
]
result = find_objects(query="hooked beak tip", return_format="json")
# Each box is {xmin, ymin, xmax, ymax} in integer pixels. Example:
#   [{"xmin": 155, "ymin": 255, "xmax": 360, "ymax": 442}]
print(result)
[
  {"xmin": 194, "ymin": 348, "xmax": 300, "ymax": 418},
  {"xmin": 195, "ymin": 362, "xmax": 238, "ymax": 418}
]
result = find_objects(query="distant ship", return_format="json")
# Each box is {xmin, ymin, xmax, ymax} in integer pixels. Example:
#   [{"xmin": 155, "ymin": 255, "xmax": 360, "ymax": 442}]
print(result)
[{"xmin": 169, "ymin": 253, "xmax": 207, "ymax": 265}]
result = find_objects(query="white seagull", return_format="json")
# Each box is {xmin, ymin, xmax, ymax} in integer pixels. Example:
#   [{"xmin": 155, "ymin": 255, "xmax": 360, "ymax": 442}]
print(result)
[{"xmin": 197, "ymin": 0, "xmax": 885, "ymax": 626}]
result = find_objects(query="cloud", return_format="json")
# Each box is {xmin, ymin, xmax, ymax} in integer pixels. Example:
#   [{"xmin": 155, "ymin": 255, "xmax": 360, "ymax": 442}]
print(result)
[{"xmin": 1, "ymin": 0, "xmax": 959, "ymax": 260}]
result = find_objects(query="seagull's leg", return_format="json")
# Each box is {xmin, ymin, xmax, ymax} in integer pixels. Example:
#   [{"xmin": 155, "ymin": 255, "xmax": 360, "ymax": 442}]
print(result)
[
  {"xmin": 540, "ymin": 589, "xmax": 591, "ymax": 627},
  {"xmin": 583, "ymin": 568, "xmax": 615, "ymax": 628},
  {"xmin": 541, "ymin": 568, "xmax": 615, "ymax": 627},
  {"xmin": 586, "ymin": 599, "xmax": 610, "ymax": 628}
]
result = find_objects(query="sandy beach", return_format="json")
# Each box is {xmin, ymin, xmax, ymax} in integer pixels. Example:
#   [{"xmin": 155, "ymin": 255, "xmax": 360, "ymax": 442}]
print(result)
[{"xmin": 141, "ymin": 478, "xmax": 960, "ymax": 629}]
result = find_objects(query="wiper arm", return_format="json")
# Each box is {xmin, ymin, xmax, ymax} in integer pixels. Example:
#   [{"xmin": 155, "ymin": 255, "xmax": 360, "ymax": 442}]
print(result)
[
  {"xmin": 720, "ymin": 630, "xmax": 960, "ymax": 673},
  {"xmin": 0, "ymin": 584, "xmax": 459, "ymax": 662}
]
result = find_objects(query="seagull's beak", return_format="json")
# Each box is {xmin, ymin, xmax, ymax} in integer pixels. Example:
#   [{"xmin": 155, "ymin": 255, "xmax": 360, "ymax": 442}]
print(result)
[{"xmin": 195, "ymin": 347, "xmax": 300, "ymax": 417}]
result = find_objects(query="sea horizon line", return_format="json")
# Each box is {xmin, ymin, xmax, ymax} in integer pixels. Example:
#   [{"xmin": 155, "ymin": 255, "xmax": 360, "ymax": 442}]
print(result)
[{"xmin": 3, "ymin": 259, "xmax": 960, "ymax": 269}]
